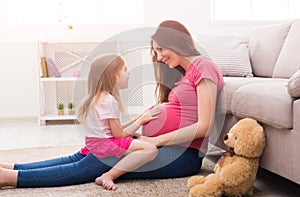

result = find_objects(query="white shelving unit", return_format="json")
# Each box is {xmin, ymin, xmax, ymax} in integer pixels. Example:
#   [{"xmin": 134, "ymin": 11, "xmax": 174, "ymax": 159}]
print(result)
[
  {"xmin": 37, "ymin": 41, "xmax": 156, "ymax": 125},
  {"xmin": 39, "ymin": 77, "xmax": 87, "ymax": 123},
  {"xmin": 37, "ymin": 42, "xmax": 104, "ymax": 124}
]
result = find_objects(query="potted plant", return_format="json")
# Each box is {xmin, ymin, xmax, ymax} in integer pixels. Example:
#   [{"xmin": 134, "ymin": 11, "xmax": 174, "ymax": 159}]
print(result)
[
  {"xmin": 57, "ymin": 102, "xmax": 64, "ymax": 115},
  {"xmin": 68, "ymin": 102, "xmax": 75, "ymax": 115}
]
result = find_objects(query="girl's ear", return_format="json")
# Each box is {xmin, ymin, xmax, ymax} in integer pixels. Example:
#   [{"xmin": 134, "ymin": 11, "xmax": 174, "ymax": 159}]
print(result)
[{"xmin": 115, "ymin": 73, "xmax": 120, "ymax": 81}]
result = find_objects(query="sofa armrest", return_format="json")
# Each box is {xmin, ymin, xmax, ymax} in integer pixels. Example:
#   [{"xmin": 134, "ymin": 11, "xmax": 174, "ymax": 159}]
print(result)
[
  {"xmin": 288, "ymin": 70, "xmax": 300, "ymax": 97},
  {"xmin": 294, "ymin": 99, "xmax": 300, "ymax": 131}
]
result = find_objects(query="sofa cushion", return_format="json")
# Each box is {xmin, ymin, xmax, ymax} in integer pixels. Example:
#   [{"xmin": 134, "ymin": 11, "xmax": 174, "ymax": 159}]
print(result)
[
  {"xmin": 231, "ymin": 80, "xmax": 294, "ymax": 129},
  {"xmin": 198, "ymin": 34, "xmax": 253, "ymax": 77},
  {"xmin": 223, "ymin": 77, "xmax": 274, "ymax": 114},
  {"xmin": 273, "ymin": 20, "xmax": 300, "ymax": 78},
  {"xmin": 287, "ymin": 69, "xmax": 300, "ymax": 97},
  {"xmin": 248, "ymin": 21, "xmax": 292, "ymax": 77}
]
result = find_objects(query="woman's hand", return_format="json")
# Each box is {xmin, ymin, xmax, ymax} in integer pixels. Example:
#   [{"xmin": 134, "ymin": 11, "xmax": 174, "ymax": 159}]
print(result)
[{"xmin": 138, "ymin": 105, "xmax": 161, "ymax": 125}]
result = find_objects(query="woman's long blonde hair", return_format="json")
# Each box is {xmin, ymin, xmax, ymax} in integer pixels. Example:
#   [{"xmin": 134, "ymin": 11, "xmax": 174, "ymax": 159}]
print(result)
[{"xmin": 77, "ymin": 54, "xmax": 125, "ymax": 124}]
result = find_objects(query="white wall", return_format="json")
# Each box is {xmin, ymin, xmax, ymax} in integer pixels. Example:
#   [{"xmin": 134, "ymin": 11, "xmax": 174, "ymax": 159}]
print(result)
[
  {"xmin": 0, "ymin": 0, "xmax": 272, "ymax": 118},
  {"xmin": 0, "ymin": 43, "xmax": 39, "ymax": 118}
]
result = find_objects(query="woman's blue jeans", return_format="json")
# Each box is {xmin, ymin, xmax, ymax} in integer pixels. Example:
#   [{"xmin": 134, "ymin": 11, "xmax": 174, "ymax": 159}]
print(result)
[{"xmin": 15, "ymin": 145, "xmax": 203, "ymax": 187}]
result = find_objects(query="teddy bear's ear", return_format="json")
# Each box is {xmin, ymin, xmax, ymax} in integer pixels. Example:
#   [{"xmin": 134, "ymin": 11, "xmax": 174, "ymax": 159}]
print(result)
[
  {"xmin": 251, "ymin": 124, "xmax": 266, "ymax": 157},
  {"xmin": 233, "ymin": 118, "xmax": 266, "ymax": 158}
]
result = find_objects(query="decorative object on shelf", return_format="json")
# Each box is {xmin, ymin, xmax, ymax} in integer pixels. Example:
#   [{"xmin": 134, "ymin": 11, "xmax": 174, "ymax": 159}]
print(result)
[
  {"xmin": 67, "ymin": 24, "xmax": 74, "ymax": 30},
  {"xmin": 46, "ymin": 58, "xmax": 61, "ymax": 77},
  {"xmin": 40, "ymin": 57, "xmax": 49, "ymax": 78},
  {"xmin": 73, "ymin": 70, "xmax": 80, "ymax": 77},
  {"xmin": 57, "ymin": 102, "xmax": 65, "ymax": 115},
  {"xmin": 67, "ymin": 102, "xmax": 75, "ymax": 115}
]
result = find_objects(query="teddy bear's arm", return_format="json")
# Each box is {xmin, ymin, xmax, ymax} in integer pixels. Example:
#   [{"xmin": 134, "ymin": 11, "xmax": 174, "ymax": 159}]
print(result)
[{"xmin": 219, "ymin": 158, "xmax": 252, "ymax": 187}]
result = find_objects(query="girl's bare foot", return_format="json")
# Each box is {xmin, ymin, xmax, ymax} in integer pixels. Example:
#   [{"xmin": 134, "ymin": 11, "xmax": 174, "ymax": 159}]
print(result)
[{"xmin": 95, "ymin": 174, "xmax": 117, "ymax": 190}]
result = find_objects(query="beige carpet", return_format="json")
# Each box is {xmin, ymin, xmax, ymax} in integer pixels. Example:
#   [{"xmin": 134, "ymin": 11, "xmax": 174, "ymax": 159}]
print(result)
[
  {"xmin": 0, "ymin": 146, "xmax": 270, "ymax": 197},
  {"xmin": 0, "ymin": 145, "xmax": 215, "ymax": 197}
]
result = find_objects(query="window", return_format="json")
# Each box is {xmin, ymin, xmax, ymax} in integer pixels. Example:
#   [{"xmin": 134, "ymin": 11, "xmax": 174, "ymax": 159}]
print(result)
[
  {"xmin": 4, "ymin": 0, "xmax": 144, "ymax": 26},
  {"xmin": 212, "ymin": 0, "xmax": 300, "ymax": 21}
]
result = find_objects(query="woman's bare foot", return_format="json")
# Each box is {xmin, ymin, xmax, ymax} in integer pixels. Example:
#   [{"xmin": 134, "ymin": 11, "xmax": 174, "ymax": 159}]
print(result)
[
  {"xmin": 95, "ymin": 173, "xmax": 117, "ymax": 190},
  {"xmin": 0, "ymin": 163, "xmax": 14, "ymax": 170},
  {"xmin": 0, "ymin": 167, "xmax": 7, "ymax": 188},
  {"xmin": 0, "ymin": 162, "xmax": 14, "ymax": 170}
]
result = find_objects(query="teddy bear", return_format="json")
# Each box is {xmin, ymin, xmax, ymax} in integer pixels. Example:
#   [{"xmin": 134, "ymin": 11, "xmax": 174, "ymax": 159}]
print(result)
[{"xmin": 187, "ymin": 118, "xmax": 266, "ymax": 197}]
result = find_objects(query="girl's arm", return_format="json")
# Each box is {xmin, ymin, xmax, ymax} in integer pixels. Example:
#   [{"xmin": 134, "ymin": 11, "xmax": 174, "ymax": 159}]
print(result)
[
  {"xmin": 109, "ymin": 118, "xmax": 132, "ymax": 138},
  {"xmin": 109, "ymin": 107, "xmax": 161, "ymax": 138},
  {"xmin": 121, "ymin": 106, "xmax": 161, "ymax": 129},
  {"xmin": 140, "ymin": 78, "xmax": 217, "ymax": 147},
  {"xmin": 121, "ymin": 114, "xmax": 141, "ymax": 129}
]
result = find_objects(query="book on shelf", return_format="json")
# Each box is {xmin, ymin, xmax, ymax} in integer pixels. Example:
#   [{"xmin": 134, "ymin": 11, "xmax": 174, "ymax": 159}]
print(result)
[
  {"xmin": 46, "ymin": 58, "xmax": 61, "ymax": 77},
  {"xmin": 40, "ymin": 57, "xmax": 48, "ymax": 78}
]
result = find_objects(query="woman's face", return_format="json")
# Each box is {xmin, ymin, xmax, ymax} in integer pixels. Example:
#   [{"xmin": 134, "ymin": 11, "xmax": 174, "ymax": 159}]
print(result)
[
  {"xmin": 152, "ymin": 40, "xmax": 181, "ymax": 68},
  {"xmin": 116, "ymin": 64, "xmax": 129, "ymax": 90}
]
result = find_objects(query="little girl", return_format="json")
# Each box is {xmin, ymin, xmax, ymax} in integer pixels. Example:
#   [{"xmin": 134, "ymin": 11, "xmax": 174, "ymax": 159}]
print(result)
[{"xmin": 77, "ymin": 54, "xmax": 160, "ymax": 190}]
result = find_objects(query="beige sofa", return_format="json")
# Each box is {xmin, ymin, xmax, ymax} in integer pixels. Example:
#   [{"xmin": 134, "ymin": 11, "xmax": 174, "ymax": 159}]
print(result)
[{"xmin": 201, "ymin": 20, "xmax": 300, "ymax": 185}]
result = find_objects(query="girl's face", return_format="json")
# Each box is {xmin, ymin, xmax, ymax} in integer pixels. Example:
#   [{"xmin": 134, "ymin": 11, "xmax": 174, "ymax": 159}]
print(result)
[
  {"xmin": 152, "ymin": 40, "xmax": 182, "ymax": 68},
  {"xmin": 116, "ymin": 64, "xmax": 129, "ymax": 90}
]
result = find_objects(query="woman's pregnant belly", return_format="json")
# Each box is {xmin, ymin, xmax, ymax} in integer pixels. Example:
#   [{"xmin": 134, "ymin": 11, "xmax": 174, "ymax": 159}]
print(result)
[
  {"xmin": 142, "ymin": 102, "xmax": 203, "ymax": 149},
  {"xmin": 142, "ymin": 103, "xmax": 183, "ymax": 137}
]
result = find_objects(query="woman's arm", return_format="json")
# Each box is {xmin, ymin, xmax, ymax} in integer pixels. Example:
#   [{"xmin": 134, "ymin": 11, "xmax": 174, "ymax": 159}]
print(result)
[{"xmin": 141, "ymin": 78, "xmax": 217, "ymax": 146}]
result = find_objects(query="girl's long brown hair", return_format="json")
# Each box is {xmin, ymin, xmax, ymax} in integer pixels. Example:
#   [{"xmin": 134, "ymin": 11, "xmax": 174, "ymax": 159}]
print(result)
[
  {"xmin": 151, "ymin": 20, "xmax": 200, "ymax": 103},
  {"xmin": 77, "ymin": 54, "xmax": 125, "ymax": 124}
]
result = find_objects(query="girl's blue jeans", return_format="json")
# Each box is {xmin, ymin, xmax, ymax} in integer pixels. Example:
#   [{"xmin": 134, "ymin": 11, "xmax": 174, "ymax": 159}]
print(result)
[{"xmin": 15, "ymin": 145, "xmax": 203, "ymax": 187}]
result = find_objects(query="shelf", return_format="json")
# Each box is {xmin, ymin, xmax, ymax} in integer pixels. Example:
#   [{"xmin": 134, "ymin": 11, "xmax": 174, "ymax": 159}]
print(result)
[
  {"xmin": 40, "ymin": 77, "xmax": 86, "ymax": 82},
  {"xmin": 37, "ymin": 42, "xmax": 107, "ymax": 125},
  {"xmin": 40, "ymin": 114, "xmax": 77, "ymax": 121}
]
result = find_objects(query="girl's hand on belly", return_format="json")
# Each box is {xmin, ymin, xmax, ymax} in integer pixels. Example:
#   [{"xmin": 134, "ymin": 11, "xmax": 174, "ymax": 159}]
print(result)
[{"xmin": 139, "ymin": 105, "xmax": 162, "ymax": 125}]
